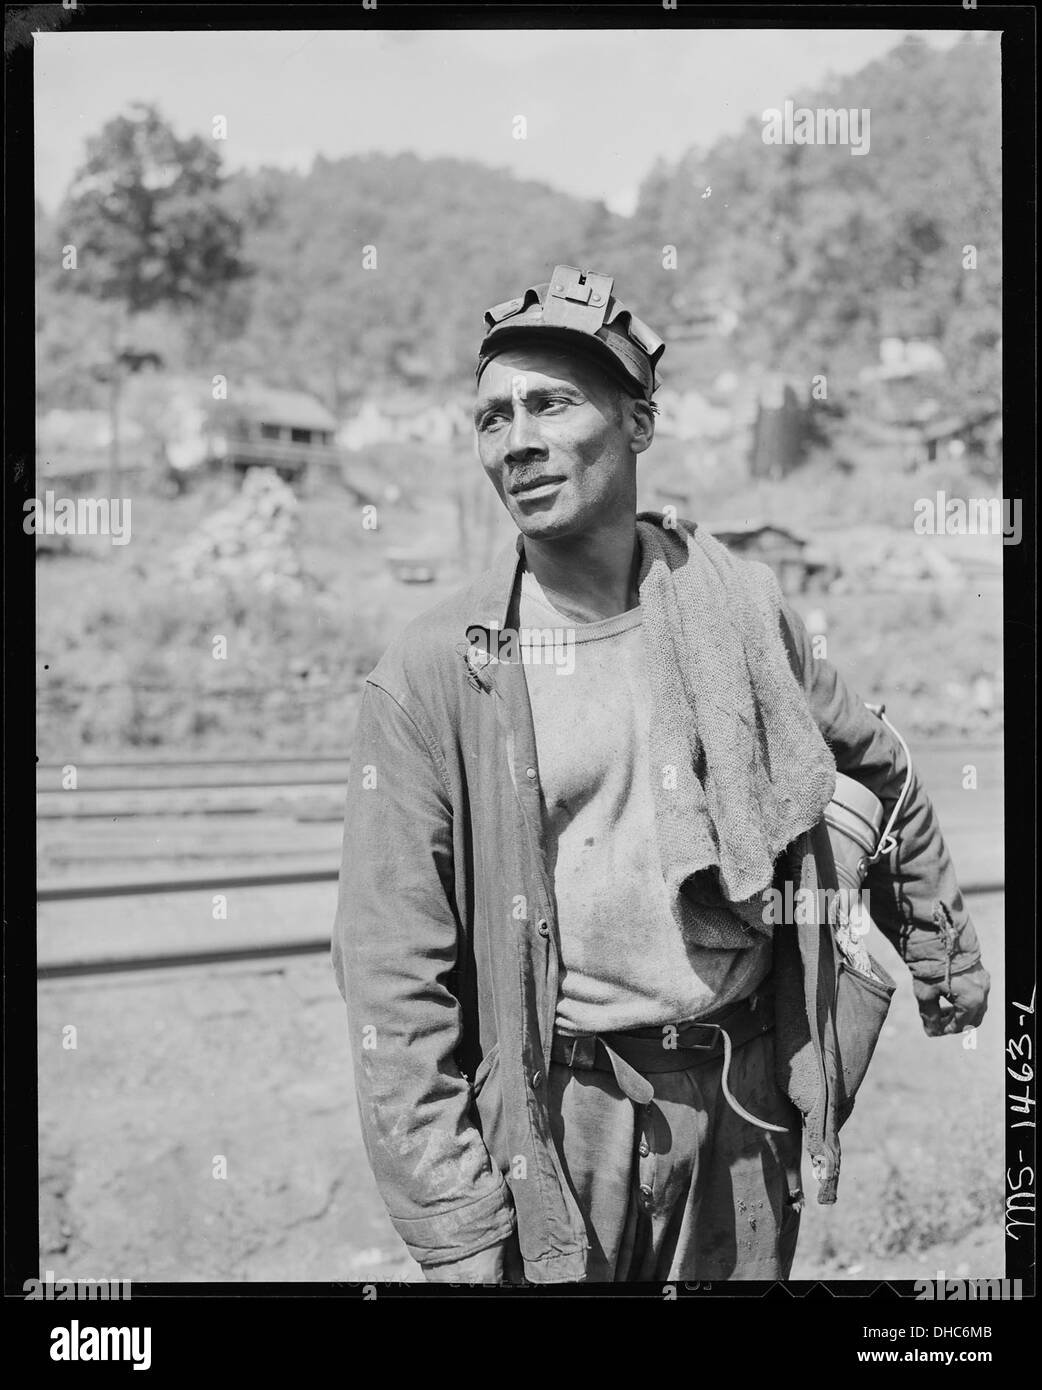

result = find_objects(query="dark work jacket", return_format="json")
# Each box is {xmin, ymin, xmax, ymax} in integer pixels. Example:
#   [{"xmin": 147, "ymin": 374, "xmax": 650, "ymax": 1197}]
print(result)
[{"xmin": 331, "ymin": 526, "xmax": 983, "ymax": 1284}]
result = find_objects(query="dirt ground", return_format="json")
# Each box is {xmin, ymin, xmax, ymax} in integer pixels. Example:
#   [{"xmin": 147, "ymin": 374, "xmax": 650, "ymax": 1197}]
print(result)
[
  {"xmin": 37, "ymin": 893, "xmax": 1004, "ymax": 1286},
  {"xmin": 38, "ymin": 952, "xmax": 417, "ymax": 1284},
  {"xmin": 36, "ymin": 740, "xmax": 1005, "ymax": 1286}
]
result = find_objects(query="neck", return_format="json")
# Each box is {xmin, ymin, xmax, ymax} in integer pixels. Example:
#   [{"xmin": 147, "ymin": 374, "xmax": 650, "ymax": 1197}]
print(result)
[{"xmin": 522, "ymin": 514, "xmax": 640, "ymax": 623}]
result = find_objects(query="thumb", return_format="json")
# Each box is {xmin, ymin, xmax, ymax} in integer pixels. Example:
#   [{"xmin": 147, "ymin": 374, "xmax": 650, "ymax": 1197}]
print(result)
[{"xmin": 919, "ymin": 992, "xmax": 956, "ymax": 1037}]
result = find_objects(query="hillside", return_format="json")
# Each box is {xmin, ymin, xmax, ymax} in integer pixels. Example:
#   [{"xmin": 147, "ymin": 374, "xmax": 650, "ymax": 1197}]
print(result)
[
  {"xmin": 617, "ymin": 32, "xmax": 1001, "ymax": 415},
  {"xmin": 37, "ymin": 33, "xmax": 1000, "ymax": 421},
  {"xmin": 34, "ymin": 33, "xmax": 1003, "ymax": 758}
]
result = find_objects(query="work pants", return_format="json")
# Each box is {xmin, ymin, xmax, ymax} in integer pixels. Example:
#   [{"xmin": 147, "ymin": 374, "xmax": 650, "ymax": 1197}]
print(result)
[{"xmin": 548, "ymin": 1029, "xmax": 804, "ymax": 1281}]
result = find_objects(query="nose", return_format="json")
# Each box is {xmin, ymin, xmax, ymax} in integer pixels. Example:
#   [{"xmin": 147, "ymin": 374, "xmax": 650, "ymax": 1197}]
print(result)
[{"xmin": 504, "ymin": 404, "xmax": 545, "ymax": 465}]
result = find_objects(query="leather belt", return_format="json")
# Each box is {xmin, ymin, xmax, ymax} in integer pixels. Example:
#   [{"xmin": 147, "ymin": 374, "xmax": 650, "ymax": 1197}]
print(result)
[{"xmin": 549, "ymin": 988, "xmax": 786, "ymax": 1132}]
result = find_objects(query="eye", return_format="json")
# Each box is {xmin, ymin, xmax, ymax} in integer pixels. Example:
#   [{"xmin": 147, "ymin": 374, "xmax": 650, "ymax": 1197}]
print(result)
[
  {"xmin": 478, "ymin": 412, "xmax": 507, "ymax": 432},
  {"xmin": 537, "ymin": 395, "xmax": 572, "ymax": 412}
]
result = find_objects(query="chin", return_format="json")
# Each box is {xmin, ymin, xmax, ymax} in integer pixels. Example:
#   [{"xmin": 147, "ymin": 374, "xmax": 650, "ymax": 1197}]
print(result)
[{"xmin": 512, "ymin": 507, "xmax": 584, "ymax": 541}]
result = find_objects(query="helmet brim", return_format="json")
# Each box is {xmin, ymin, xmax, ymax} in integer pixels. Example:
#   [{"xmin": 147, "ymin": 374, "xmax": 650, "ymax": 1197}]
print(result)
[{"xmin": 476, "ymin": 325, "xmax": 652, "ymax": 400}]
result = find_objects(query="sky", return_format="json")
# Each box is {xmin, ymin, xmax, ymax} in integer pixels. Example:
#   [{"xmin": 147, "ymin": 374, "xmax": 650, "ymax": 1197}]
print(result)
[{"xmin": 35, "ymin": 28, "xmax": 963, "ymax": 215}]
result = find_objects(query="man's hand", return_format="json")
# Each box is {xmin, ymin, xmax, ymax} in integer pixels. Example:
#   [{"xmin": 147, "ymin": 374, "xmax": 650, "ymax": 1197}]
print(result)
[
  {"xmin": 422, "ymin": 1237, "xmax": 524, "ymax": 1285},
  {"xmin": 914, "ymin": 963, "xmax": 991, "ymax": 1036}
]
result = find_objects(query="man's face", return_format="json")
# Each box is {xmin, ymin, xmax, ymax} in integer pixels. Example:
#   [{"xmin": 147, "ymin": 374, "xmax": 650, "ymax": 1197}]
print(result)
[{"xmin": 473, "ymin": 348, "xmax": 651, "ymax": 541}]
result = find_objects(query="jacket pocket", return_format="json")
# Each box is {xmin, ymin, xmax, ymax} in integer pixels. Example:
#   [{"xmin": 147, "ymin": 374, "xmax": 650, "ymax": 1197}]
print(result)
[
  {"xmin": 833, "ymin": 956, "xmax": 896, "ymax": 1128},
  {"xmin": 470, "ymin": 1043, "xmax": 508, "ymax": 1172}
]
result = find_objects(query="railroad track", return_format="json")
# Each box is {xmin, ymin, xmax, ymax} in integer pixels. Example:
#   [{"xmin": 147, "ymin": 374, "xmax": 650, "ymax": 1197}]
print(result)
[
  {"xmin": 35, "ymin": 750, "xmax": 1006, "ymax": 981},
  {"xmin": 37, "ymin": 879, "xmax": 1005, "ymax": 981},
  {"xmin": 38, "ymin": 936, "xmax": 334, "ymax": 980},
  {"xmin": 37, "ymin": 755, "xmax": 351, "ymax": 794},
  {"xmin": 37, "ymin": 756, "xmax": 350, "ymax": 978}
]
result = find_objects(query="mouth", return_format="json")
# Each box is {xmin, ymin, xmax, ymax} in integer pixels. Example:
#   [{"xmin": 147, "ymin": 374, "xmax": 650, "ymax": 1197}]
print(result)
[{"xmin": 509, "ymin": 476, "xmax": 566, "ymax": 500}]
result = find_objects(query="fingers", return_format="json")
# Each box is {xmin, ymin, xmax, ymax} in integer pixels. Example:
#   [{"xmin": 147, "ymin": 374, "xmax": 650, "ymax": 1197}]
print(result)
[
  {"xmin": 919, "ymin": 1001, "xmax": 948, "ymax": 1037},
  {"xmin": 919, "ymin": 987, "xmax": 989, "ymax": 1035},
  {"xmin": 954, "ymin": 997, "xmax": 989, "ymax": 1029},
  {"xmin": 950, "ymin": 971, "xmax": 991, "ymax": 1030}
]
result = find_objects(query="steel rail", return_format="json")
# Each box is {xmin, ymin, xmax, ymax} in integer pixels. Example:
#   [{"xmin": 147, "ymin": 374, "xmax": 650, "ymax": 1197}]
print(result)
[
  {"xmin": 38, "ymin": 872, "xmax": 1003, "ymax": 904},
  {"xmin": 35, "ymin": 755, "xmax": 351, "ymax": 770},
  {"xmin": 39, "ymin": 938, "xmax": 332, "ymax": 980},
  {"xmin": 38, "ymin": 867, "xmax": 339, "ymax": 901},
  {"xmin": 35, "ymin": 884, "xmax": 1005, "ymax": 979},
  {"xmin": 37, "ymin": 778, "xmax": 349, "ymax": 793}
]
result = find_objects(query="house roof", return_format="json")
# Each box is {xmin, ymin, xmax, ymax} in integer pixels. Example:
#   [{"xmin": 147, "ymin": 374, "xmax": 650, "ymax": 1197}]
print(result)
[
  {"xmin": 706, "ymin": 519, "xmax": 807, "ymax": 546},
  {"xmin": 916, "ymin": 408, "xmax": 1002, "ymax": 443},
  {"xmin": 236, "ymin": 384, "xmax": 337, "ymax": 432}
]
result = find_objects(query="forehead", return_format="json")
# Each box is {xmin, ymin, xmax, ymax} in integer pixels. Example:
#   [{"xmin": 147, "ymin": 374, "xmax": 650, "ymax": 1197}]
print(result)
[{"xmin": 475, "ymin": 349, "xmax": 610, "ymax": 403}]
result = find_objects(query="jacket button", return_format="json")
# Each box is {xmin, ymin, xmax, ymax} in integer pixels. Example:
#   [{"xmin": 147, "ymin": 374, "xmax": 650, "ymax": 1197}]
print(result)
[
  {"xmin": 537, "ymin": 918, "xmax": 550, "ymax": 937},
  {"xmin": 531, "ymin": 1070, "xmax": 543, "ymax": 1088},
  {"xmin": 525, "ymin": 766, "xmax": 537, "ymax": 779},
  {"xmin": 638, "ymin": 1183, "xmax": 653, "ymax": 1207}
]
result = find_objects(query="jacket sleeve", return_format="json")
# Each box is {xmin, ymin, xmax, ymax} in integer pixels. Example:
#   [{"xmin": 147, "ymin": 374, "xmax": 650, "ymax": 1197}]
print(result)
[
  {"xmin": 778, "ymin": 599, "xmax": 984, "ymax": 986},
  {"xmin": 331, "ymin": 679, "xmax": 516, "ymax": 1267}
]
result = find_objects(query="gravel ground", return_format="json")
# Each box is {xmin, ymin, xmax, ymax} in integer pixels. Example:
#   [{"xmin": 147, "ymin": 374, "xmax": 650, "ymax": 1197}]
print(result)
[
  {"xmin": 38, "ymin": 898, "xmax": 1003, "ymax": 1286},
  {"xmin": 36, "ymin": 741, "xmax": 1005, "ymax": 1285},
  {"xmin": 38, "ymin": 955, "xmax": 420, "ymax": 1284}
]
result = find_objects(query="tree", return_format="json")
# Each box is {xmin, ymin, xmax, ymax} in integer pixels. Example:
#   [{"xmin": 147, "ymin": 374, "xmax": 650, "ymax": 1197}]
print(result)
[
  {"xmin": 627, "ymin": 34, "xmax": 1002, "ymax": 420},
  {"xmin": 55, "ymin": 103, "xmax": 249, "ymax": 490}
]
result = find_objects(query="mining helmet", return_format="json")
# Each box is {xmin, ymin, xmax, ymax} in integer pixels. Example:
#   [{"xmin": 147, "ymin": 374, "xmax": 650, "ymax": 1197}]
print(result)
[{"xmin": 476, "ymin": 265, "xmax": 665, "ymax": 401}]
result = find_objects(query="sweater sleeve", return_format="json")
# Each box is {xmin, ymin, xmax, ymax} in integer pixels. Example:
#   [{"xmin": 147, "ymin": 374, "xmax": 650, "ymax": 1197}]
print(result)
[{"xmin": 331, "ymin": 680, "xmax": 516, "ymax": 1267}]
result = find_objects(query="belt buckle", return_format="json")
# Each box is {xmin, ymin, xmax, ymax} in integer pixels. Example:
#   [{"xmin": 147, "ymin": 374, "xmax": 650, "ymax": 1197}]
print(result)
[{"xmin": 681, "ymin": 1022, "xmax": 720, "ymax": 1051}]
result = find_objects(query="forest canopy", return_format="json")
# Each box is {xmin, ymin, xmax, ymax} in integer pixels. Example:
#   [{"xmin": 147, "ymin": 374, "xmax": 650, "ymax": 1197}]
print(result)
[{"xmin": 37, "ymin": 33, "xmax": 1000, "ymax": 422}]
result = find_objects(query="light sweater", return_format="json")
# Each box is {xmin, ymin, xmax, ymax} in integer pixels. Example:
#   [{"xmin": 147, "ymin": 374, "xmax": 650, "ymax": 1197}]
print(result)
[{"xmin": 518, "ymin": 567, "xmax": 772, "ymax": 1036}]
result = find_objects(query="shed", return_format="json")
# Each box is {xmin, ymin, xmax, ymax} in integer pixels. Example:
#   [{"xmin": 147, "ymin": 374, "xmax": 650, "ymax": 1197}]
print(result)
[
  {"xmin": 707, "ymin": 519, "xmax": 828, "ymax": 595},
  {"xmin": 211, "ymin": 384, "xmax": 340, "ymax": 488},
  {"xmin": 912, "ymin": 409, "xmax": 1002, "ymax": 467}
]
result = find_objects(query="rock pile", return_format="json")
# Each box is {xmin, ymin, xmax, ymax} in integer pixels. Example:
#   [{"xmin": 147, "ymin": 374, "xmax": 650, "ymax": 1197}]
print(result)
[{"xmin": 172, "ymin": 468, "xmax": 306, "ymax": 597}]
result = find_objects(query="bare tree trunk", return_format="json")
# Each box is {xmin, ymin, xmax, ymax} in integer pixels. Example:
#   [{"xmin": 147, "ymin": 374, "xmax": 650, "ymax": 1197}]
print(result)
[
  {"xmin": 107, "ymin": 310, "xmax": 123, "ymax": 497},
  {"xmin": 108, "ymin": 373, "xmax": 123, "ymax": 496},
  {"xmin": 455, "ymin": 479, "xmax": 469, "ymax": 563}
]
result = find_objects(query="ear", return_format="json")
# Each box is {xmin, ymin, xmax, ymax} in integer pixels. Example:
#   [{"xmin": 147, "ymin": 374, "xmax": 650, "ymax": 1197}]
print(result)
[{"xmin": 628, "ymin": 399, "xmax": 656, "ymax": 456}]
